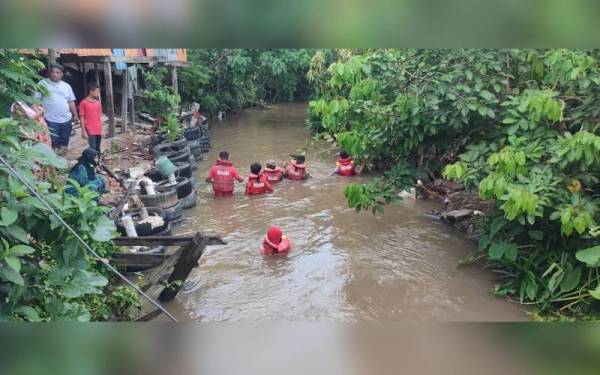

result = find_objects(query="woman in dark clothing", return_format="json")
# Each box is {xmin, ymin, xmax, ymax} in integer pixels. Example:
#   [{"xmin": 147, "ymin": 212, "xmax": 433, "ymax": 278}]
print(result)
[{"xmin": 65, "ymin": 148, "xmax": 106, "ymax": 196}]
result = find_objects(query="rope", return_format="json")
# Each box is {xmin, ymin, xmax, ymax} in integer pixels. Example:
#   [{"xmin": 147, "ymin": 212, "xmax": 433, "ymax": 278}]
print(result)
[{"xmin": 0, "ymin": 155, "xmax": 178, "ymax": 322}]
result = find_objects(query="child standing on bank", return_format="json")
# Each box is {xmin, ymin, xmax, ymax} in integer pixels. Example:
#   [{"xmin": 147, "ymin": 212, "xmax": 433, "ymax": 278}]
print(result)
[{"xmin": 79, "ymin": 82, "xmax": 103, "ymax": 153}]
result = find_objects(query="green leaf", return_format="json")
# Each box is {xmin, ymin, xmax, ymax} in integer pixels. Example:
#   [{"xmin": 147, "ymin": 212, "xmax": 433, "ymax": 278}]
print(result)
[
  {"xmin": 1, "ymin": 265, "xmax": 24, "ymax": 286},
  {"xmin": 27, "ymin": 143, "xmax": 68, "ymax": 169},
  {"xmin": 90, "ymin": 215, "xmax": 116, "ymax": 242},
  {"xmin": 62, "ymin": 270, "xmax": 108, "ymax": 299},
  {"xmin": 1, "ymin": 225, "xmax": 29, "ymax": 243},
  {"xmin": 589, "ymin": 285, "xmax": 600, "ymax": 300},
  {"xmin": 528, "ymin": 230, "xmax": 544, "ymax": 241},
  {"xmin": 480, "ymin": 90, "xmax": 495, "ymax": 101},
  {"xmin": 4, "ymin": 256, "xmax": 20, "ymax": 273},
  {"xmin": 489, "ymin": 242, "xmax": 505, "ymax": 259},
  {"xmin": 14, "ymin": 305, "xmax": 42, "ymax": 322},
  {"xmin": 560, "ymin": 267, "xmax": 581, "ymax": 293},
  {"xmin": 504, "ymin": 244, "xmax": 518, "ymax": 262},
  {"xmin": 9, "ymin": 245, "xmax": 35, "ymax": 256},
  {"xmin": 489, "ymin": 217, "xmax": 506, "ymax": 238},
  {"xmin": 576, "ymin": 246, "xmax": 600, "ymax": 267},
  {"xmin": 0, "ymin": 207, "xmax": 17, "ymax": 226}
]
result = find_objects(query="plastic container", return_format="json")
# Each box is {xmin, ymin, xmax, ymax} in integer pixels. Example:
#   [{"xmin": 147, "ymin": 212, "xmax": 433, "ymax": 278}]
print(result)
[{"xmin": 155, "ymin": 155, "xmax": 176, "ymax": 177}]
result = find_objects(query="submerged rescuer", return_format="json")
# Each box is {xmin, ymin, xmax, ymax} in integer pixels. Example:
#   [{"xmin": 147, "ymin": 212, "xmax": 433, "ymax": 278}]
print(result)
[
  {"xmin": 245, "ymin": 162, "xmax": 273, "ymax": 195},
  {"xmin": 262, "ymin": 160, "xmax": 283, "ymax": 183},
  {"xmin": 333, "ymin": 150, "xmax": 364, "ymax": 176},
  {"xmin": 283, "ymin": 155, "xmax": 308, "ymax": 180},
  {"xmin": 262, "ymin": 225, "xmax": 292, "ymax": 256},
  {"xmin": 206, "ymin": 151, "xmax": 244, "ymax": 196}
]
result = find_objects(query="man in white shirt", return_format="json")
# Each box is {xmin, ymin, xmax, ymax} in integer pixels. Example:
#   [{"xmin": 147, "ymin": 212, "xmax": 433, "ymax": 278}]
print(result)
[{"xmin": 36, "ymin": 64, "xmax": 80, "ymax": 153}]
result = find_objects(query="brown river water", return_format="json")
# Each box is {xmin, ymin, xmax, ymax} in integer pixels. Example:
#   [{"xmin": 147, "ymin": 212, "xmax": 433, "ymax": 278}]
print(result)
[{"xmin": 169, "ymin": 102, "xmax": 527, "ymax": 322}]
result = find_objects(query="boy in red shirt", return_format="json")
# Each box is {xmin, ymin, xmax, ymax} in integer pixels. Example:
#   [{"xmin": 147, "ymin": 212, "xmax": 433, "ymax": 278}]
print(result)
[
  {"xmin": 79, "ymin": 82, "xmax": 103, "ymax": 153},
  {"xmin": 206, "ymin": 151, "xmax": 244, "ymax": 196}
]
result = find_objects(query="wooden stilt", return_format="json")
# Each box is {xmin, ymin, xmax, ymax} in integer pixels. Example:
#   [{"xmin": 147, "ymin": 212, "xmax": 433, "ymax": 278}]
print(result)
[
  {"xmin": 103, "ymin": 58, "xmax": 115, "ymax": 137},
  {"xmin": 94, "ymin": 63, "xmax": 101, "ymax": 106},
  {"xmin": 121, "ymin": 68, "xmax": 128, "ymax": 133},
  {"xmin": 81, "ymin": 62, "xmax": 87, "ymax": 97}
]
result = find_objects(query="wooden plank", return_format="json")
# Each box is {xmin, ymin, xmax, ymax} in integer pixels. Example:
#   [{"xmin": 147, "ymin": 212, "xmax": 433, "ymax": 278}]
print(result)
[
  {"xmin": 120, "ymin": 69, "xmax": 128, "ymax": 133},
  {"xmin": 81, "ymin": 63, "xmax": 87, "ymax": 97},
  {"xmin": 139, "ymin": 245, "xmax": 187, "ymax": 290},
  {"xmin": 108, "ymin": 180, "xmax": 136, "ymax": 220},
  {"xmin": 114, "ymin": 236, "xmax": 194, "ymax": 247},
  {"xmin": 103, "ymin": 58, "xmax": 116, "ymax": 137},
  {"xmin": 136, "ymin": 308, "xmax": 162, "ymax": 322},
  {"xmin": 113, "ymin": 233, "xmax": 226, "ymax": 247},
  {"xmin": 158, "ymin": 233, "xmax": 203, "ymax": 302},
  {"xmin": 94, "ymin": 63, "xmax": 101, "ymax": 106},
  {"xmin": 110, "ymin": 252, "xmax": 169, "ymax": 268},
  {"xmin": 129, "ymin": 97, "xmax": 135, "ymax": 130}
]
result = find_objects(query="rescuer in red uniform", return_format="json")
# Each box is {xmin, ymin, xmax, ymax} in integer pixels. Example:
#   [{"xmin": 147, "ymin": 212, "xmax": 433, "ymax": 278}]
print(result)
[
  {"xmin": 206, "ymin": 151, "xmax": 244, "ymax": 196},
  {"xmin": 262, "ymin": 225, "xmax": 292, "ymax": 256},
  {"xmin": 245, "ymin": 162, "xmax": 273, "ymax": 195}
]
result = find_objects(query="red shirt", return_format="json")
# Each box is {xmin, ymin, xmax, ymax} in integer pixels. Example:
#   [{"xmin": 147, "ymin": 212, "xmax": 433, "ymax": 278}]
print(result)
[{"xmin": 79, "ymin": 98, "xmax": 102, "ymax": 136}]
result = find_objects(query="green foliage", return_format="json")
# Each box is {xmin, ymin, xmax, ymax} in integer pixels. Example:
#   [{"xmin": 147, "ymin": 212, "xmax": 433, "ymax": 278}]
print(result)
[
  {"xmin": 178, "ymin": 49, "xmax": 318, "ymax": 114},
  {"xmin": 0, "ymin": 49, "xmax": 47, "ymax": 117},
  {"xmin": 162, "ymin": 113, "xmax": 183, "ymax": 143},
  {"xmin": 137, "ymin": 66, "xmax": 180, "ymax": 116},
  {"xmin": 310, "ymin": 49, "xmax": 600, "ymax": 317}
]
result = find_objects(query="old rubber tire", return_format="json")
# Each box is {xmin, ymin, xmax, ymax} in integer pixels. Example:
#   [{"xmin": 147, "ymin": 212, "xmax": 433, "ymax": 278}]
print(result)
[
  {"xmin": 162, "ymin": 200, "xmax": 183, "ymax": 222},
  {"xmin": 168, "ymin": 149, "xmax": 192, "ymax": 163},
  {"xmin": 157, "ymin": 177, "xmax": 193, "ymax": 199},
  {"xmin": 116, "ymin": 208, "xmax": 169, "ymax": 237},
  {"xmin": 190, "ymin": 144, "xmax": 204, "ymax": 158},
  {"xmin": 187, "ymin": 138, "xmax": 201, "ymax": 148},
  {"xmin": 184, "ymin": 128, "xmax": 201, "ymax": 141},
  {"xmin": 123, "ymin": 207, "xmax": 169, "ymax": 225},
  {"xmin": 189, "ymin": 155, "xmax": 198, "ymax": 170},
  {"xmin": 139, "ymin": 186, "xmax": 178, "ymax": 209},
  {"xmin": 152, "ymin": 141, "xmax": 189, "ymax": 157},
  {"xmin": 179, "ymin": 189, "xmax": 197, "ymax": 209},
  {"xmin": 152, "ymin": 222, "xmax": 172, "ymax": 236}
]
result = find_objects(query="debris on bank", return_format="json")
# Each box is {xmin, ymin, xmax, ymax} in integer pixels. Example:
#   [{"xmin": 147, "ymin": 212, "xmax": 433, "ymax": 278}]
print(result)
[{"xmin": 416, "ymin": 179, "xmax": 494, "ymax": 240}]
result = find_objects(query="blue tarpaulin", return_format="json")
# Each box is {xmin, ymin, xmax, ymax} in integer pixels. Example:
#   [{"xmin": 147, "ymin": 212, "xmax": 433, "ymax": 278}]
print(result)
[{"xmin": 112, "ymin": 49, "xmax": 127, "ymax": 70}]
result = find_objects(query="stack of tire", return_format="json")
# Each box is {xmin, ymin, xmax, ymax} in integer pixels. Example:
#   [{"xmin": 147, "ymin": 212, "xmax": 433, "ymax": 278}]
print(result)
[{"xmin": 142, "ymin": 124, "xmax": 211, "ymax": 219}]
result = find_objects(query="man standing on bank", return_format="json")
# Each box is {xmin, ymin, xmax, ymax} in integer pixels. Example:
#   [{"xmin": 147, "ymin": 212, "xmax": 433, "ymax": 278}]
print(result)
[{"xmin": 36, "ymin": 64, "xmax": 80, "ymax": 154}]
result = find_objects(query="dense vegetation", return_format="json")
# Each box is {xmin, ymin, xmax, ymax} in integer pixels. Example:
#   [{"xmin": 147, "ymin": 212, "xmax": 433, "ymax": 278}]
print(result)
[
  {"xmin": 0, "ymin": 50, "xmax": 139, "ymax": 321},
  {"xmin": 177, "ymin": 49, "xmax": 316, "ymax": 114},
  {"xmin": 307, "ymin": 49, "xmax": 600, "ymax": 318}
]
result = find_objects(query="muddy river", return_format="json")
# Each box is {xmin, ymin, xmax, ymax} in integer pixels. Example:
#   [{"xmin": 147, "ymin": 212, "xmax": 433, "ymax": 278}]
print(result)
[{"xmin": 169, "ymin": 102, "xmax": 526, "ymax": 322}]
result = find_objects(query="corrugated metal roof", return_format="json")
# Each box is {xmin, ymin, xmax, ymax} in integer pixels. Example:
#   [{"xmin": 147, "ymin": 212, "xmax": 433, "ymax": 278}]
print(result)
[{"xmin": 22, "ymin": 48, "xmax": 186, "ymax": 63}]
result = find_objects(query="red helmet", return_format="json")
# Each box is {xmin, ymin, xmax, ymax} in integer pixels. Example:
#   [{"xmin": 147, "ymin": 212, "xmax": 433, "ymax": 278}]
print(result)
[{"xmin": 266, "ymin": 225, "xmax": 283, "ymax": 244}]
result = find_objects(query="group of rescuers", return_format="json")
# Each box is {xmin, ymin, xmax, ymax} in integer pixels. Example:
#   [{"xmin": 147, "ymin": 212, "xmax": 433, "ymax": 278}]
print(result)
[{"xmin": 205, "ymin": 150, "xmax": 364, "ymax": 256}]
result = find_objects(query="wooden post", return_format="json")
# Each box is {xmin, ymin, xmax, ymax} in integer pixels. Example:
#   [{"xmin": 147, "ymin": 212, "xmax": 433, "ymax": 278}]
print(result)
[
  {"xmin": 129, "ymin": 97, "xmax": 135, "ymax": 130},
  {"xmin": 94, "ymin": 63, "xmax": 100, "ymax": 87},
  {"xmin": 121, "ymin": 68, "xmax": 128, "ymax": 133},
  {"xmin": 103, "ymin": 58, "xmax": 115, "ymax": 137},
  {"xmin": 171, "ymin": 65, "xmax": 178, "ymax": 96},
  {"xmin": 81, "ymin": 62, "xmax": 87, "ymax": 98},
  {"xmin": 48, "ymin": 49, "xmax": 57, "ymax": 65}
]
